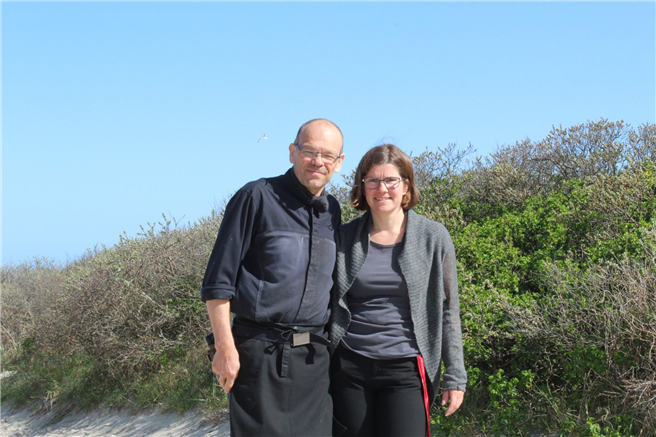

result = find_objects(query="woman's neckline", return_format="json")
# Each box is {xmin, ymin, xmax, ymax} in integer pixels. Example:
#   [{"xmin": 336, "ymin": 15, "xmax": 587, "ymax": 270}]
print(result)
[{"xmin": 370, "ymin": 240, "xmax": 402, "ymax": 249}]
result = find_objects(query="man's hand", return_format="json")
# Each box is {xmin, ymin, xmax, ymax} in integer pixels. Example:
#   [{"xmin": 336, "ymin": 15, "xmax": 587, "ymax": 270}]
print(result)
[
  {"xmin": 213, "ymin": 341, "xmax": 240, "ymax": 393},
  {"xmin": 442, "ymin": 389, "xmax": 465, "ymax": 416},
  {"xmin": 206, "ymin": 299, "xmax": 240, "ymax": 393}
]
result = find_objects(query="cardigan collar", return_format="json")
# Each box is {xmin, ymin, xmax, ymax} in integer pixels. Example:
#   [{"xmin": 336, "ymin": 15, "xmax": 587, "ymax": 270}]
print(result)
[
  {"xmin": 355, "ymin": 209, "xmax": 418, "ymax": 246},
  {"xmin": 346, "ymin": 209, "xmax": 419, "ymax": 281}
]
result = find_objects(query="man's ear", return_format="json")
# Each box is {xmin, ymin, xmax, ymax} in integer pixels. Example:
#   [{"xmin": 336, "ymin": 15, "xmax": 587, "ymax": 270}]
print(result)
[
  {"xmin": 289, "ymin": 143, "xmax": 297, "ymax": 164},
  {"xmin": 333, "ymin": 154, "xmax": 345, "ymax": 173}
]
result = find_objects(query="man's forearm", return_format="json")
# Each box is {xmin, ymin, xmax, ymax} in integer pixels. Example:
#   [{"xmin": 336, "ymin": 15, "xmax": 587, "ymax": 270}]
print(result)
[
  {"xmin": 206, "ymin": 299, "xmax": 240, "ymax": 392},
  {"xmin": 207, "ymin": 299, "xmax": 234, "ymax": 348}
]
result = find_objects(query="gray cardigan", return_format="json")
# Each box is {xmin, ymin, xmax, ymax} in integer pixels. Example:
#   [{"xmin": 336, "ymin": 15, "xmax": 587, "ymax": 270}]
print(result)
[{"xmin": 330, "ymin": 209, "xmax": 467, "ymax": 402}]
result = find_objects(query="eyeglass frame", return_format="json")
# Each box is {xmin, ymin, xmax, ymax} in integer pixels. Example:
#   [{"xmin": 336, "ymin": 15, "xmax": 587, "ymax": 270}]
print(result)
[
  {"xmin": 294, "ymin": 143, "xmax": 342, "ymax": 164},
  {"xmin": 362, "ymin": 177, "xmax": 408, "ymax": 190}
]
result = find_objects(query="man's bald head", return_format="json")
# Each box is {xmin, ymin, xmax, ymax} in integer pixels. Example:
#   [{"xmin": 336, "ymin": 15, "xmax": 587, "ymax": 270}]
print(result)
[
  {"xmin": 294, "ymin": 119, "xmax": 344, "ymax": 152},
  {"xmin": 289, "ymin": 118, "xmax": 345, "ymax": 195}
]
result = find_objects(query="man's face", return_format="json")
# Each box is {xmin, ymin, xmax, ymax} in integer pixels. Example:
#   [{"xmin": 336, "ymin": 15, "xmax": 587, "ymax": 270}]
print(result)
[{"xmin": 288, "ymin": 122, "xmax": 344, "ymax": 195}]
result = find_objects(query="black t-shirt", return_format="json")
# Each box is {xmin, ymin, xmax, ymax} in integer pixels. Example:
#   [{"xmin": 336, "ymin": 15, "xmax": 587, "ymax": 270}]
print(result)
[{"xmin": 341, "ymin": 241, "xmax": 420, "ymax": 359}]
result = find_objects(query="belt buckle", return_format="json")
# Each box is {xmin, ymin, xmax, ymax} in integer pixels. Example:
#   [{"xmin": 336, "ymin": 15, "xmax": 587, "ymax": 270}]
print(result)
[{"xmin": 292, "ymin": 331, "xmax": 310, "ymax": 347}]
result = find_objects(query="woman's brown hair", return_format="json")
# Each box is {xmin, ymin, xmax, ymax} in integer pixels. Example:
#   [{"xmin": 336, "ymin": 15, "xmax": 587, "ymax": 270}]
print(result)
[{"xmin": 350, "ymin": 144, "xmax": 419, "ymax": 212}]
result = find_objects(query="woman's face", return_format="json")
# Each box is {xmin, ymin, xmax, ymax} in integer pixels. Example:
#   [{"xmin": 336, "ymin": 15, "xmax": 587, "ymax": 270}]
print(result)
[{"xmin": 363, "ymin": 163, "xmax": 408, "ymax": 217}]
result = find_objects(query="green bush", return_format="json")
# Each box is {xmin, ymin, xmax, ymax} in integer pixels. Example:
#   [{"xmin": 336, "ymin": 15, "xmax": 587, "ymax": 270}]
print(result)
[{"xmin": 1, "ymin": 213, "xmax": 227, "ymax": 412}]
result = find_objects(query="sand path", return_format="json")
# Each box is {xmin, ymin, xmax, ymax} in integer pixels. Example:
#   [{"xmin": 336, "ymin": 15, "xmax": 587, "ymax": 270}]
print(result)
[{"xmin": 0, "ymin": 405, "xmax": 230, "ymax": 437}]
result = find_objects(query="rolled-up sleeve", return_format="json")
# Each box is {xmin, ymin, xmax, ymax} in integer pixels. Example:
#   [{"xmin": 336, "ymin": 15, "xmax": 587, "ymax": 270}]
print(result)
[
  {"xmin": 440, "ymin": 232, "xmax": 468, "ymax": 392},
  {"xmin": 200, "ymin": 189, "xmax": 258, "ymax": 302}
]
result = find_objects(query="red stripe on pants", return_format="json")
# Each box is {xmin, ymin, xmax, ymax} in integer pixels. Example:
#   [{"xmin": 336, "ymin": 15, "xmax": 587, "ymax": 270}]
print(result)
[{"xmin": 416, "ymin": 356, "xmax": 431, "ymax": 437}]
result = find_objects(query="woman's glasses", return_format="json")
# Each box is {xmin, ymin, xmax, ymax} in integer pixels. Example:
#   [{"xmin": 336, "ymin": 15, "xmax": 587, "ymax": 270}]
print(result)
[{"xmin": 362, "ymin": 177, "xmax": 407, "ymax": 190}]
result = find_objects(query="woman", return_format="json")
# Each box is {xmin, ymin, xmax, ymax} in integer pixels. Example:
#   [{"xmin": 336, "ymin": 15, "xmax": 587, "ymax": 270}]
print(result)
[{"xmin": 330, "ymin": 144, "xmax": 467, "ymax": 437}]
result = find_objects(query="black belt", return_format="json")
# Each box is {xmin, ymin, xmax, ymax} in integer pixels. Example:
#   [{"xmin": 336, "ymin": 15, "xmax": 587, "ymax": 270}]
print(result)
[{"xmin": 231, "ymin": 316, "xmax": 330, "ymax": 377}]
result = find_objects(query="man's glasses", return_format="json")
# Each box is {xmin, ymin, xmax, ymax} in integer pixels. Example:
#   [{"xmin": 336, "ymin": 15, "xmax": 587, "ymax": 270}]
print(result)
[
  {"xmin": 362, "ymin": 177, "xmax": 407, "ymax": 190},
  {"xmin": 295, "ymin": 144, "xmax": 341, "ymax": 164}
]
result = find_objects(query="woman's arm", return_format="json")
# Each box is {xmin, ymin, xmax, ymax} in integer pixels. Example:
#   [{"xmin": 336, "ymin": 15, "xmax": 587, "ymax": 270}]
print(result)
[{"xmin": 440, "ymin": 230, "xmax": 468, "ymax": 395}]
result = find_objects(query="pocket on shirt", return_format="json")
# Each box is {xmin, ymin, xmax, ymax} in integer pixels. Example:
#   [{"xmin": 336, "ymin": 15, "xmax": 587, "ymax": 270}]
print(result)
[{"xmin": 254, "ymin": 231, "xmax": 308, "ymax": 320}]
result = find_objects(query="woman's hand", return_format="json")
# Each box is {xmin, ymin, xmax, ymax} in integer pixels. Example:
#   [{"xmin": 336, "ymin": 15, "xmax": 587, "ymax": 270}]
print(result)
[{"xmin": 442, "ymin": 389, "xmax": 465, "ymax": 416}]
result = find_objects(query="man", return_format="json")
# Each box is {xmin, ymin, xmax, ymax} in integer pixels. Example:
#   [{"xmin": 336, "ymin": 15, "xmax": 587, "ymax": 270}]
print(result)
[{"xmin": 201, "ymin": 119, "xmax": 345, "ymax": 436}]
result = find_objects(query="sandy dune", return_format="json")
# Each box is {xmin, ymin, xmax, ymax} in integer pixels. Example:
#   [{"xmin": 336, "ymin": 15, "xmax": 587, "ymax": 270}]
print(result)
[{"xmin": 1, "ymin": 405, "xmax": 230, "ymax": 437}]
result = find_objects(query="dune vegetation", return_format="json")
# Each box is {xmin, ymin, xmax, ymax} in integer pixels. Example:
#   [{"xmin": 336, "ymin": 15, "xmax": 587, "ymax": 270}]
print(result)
[{"xmin": 2, "ymin": 119, "xmax": 655, "ymax": 436}]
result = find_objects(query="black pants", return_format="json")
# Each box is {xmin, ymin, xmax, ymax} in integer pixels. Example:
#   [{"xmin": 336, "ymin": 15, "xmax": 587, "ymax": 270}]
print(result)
[
  {"xmin": 229, "ymin": 331, "xmax": 333, "ymax": 436},
  {"xmin": 331, "ymin": 346, "xmax": 428, "ymax": 437}
]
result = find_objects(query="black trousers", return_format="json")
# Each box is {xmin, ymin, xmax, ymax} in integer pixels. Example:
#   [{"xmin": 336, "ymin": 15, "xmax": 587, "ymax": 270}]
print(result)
[
  {"xmin": 331, "ymin": 346, "xmax": 428, "ymax": 437},
  {"xmin": 229, "ymin": 330, "xmax": 333, "ymax": 436}
]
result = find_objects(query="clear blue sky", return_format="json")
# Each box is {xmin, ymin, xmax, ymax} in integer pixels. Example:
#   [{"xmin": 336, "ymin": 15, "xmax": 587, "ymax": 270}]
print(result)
[{"xmin": 2, "ymin": 1, "xmax": 655, "ymax": 266}]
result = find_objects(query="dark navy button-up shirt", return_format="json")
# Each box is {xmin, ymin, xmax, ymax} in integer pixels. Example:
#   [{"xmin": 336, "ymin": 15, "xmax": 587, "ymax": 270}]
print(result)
[{"xmin": 201, "ymin": 168, "xmax": 341, "ymax": 325}]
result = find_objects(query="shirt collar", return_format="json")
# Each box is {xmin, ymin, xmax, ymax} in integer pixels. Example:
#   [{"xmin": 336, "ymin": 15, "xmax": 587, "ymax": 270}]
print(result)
[{"xmin": 283, "ymin": 167, "xmax": 329, "ymax": 213}]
